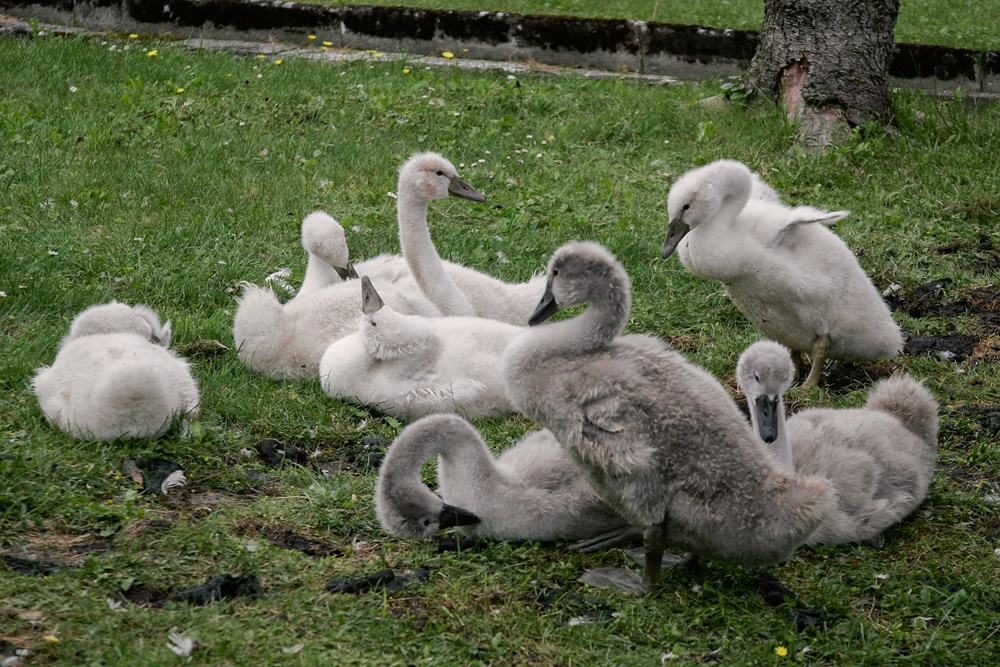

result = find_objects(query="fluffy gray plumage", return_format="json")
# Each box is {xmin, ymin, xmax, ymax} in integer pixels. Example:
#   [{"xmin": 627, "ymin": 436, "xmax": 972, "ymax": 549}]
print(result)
[
  {"xmin": 737, "ymin": 340, "xmax": 939, "ymax": 545},
  {"xmin": 502, "ymin": 241, "xmax": 836, "ymax": 588},
  {"xmin": 375, "ymin": 414, "xmax": 626, "ymax": 542}
]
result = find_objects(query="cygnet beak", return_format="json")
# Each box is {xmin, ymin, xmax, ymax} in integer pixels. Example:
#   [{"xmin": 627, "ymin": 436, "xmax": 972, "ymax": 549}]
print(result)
[
  {"xmin": 660, "ymin": 218, "xmax": 691, "ymax": 259},
  {"xmin": 335, "ymin": 262, "xmax": 359, "ymax": 281},
  {"xmin": 438, "ymin": 503, "xmax": 481, "ymax": 529},
  {"xmin": 527, "ymin": 284, "xmax": 559, "ymax": 326},
  {"xmin": 447, "ymin": 175, "xmax": 487, "ymax": 203},
  {"xmin": 361, "ymin": 276, "xmax": 385, "ymax": 315},
  {"xmin": 754, "ymin": 395, "xmax": 780, "ymax": 444}
]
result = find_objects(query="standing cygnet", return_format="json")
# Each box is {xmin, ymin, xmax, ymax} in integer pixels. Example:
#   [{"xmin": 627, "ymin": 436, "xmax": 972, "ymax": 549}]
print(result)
[
  {"xmin": 233, "ymin": 154, "xmax": 485, "ymax": 380},
  {"xmin": 375, "ymin": 414, "xmax": 627, "ymax": 542},
  {"xmin": 503, "ymin": 241, "xmax": 836, "ymax": 591},
  {"xmin": 736, "ymin": 340, "xmax": 938, "ymax": 546},
  {"xmin": 33, "ymin": 301, "xmax": 200, "ymax": 441},
  {"xmin": 661, "ymin": 159, "xmax": 902, "ymax": 388},
  {"xmin": 319, "ymin": 277, "xmax": 521, "ymax": 420}
]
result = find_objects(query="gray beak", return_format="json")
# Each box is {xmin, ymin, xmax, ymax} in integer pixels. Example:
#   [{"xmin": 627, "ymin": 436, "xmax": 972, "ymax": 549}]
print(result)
[
  {"xmin": 361, "ymin": 276, "xmax": 384, "ymax": 315},
  {"xmin": 754, "ymin": 395, "xmax": 780, "ymax": 444},
  {"xmin": 660, "ymin": 218, "xmax": 691, "ymax": 259},
  {"xmin": 527, "ymin": 282, "xmax": 559, "ymax": 326},
  {"xmin": 335, "ymin": 262, "xmax": 359, "ymax": 281},
  {"xmin": 448, "ymin": 175, "xmax": 486, "ymax": 203},
  {"xmin": 438, "ymin": 503, "xmax": 481, "ymax": 529}
]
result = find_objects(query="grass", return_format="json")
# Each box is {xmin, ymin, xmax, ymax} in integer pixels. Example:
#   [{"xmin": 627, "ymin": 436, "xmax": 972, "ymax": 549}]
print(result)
[
  {"xmin": 1, "ymin": 32, "xmax": 1000, "ymax": 666},
  {"xmin": 300, "ymin": 0, "xmax": 1000, "ymax": 51}
]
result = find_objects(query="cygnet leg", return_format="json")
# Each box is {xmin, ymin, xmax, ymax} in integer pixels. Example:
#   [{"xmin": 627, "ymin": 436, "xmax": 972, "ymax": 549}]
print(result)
[
  {"xmin": 642, "ymin": 523, "xmax": 666, "ymax": 592},
  {"xmin": 801, "ymin": 334, "xmax": 830, "ymax": 389},
  {"xmin": 790, "ymin": 350, "xmax": 804, "ymax": 383},
  {"xmin": 569, "ymin": 526, "xmax": 642, "ymax": 553}
]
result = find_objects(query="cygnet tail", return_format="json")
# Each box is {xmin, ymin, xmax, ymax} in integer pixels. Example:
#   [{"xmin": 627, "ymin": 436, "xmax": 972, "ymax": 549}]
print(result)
[
  {"xmin": 91, "ymin": 364, "xmax": 177, "ymax": 439},
  {"xmin": 866, "ymin": 376, "xmax": 939, "ymax": 451},
  {"xmin": 232, "ymin": 284, "xmax": 290, "ymax": 377}
]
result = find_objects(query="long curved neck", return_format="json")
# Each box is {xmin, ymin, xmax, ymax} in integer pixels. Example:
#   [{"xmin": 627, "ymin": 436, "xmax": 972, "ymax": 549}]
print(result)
[
  {"xmin": 299, "ymin": 253, "xmax": 343, "ymax": 297},
  {"xmin": 397, "ymin": 185, "xmax": 476, "ymax": 317}
]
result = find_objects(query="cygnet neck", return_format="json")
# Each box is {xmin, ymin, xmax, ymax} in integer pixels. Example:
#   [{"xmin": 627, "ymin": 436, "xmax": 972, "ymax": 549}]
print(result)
[
  {"xmin": 397, "ymin": 180, "xmax": 475, "ymax": 317},
  {"xmin": 748, "ymin": 390, "xmax": 795, "ymax": 474},
  {"xmin": 539, "ymin": 275, "xmax": 631, "ymax": 358}
]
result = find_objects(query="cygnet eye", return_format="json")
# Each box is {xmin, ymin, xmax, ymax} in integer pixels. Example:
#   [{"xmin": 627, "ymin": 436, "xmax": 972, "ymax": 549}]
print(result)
[
  {"xmin": 423, "ymin": 518, "xmax": 433, "ymax": 527},
  {"xmin": 682, "ymin": 203, "xmax": 691, "ymax": 211},
  {"xmin": 436, "ymin": 170, "xmax": 444, "ymax": 176},
  {"xmin": 754, "ymin": 373, "xmax": 760, "ymax": 383},
  {"xmin": 371, "ymin": 321, "xmax": 377, "ymax": 327},
  {"xmin": 552, "ymin": 268, "xmax": 559, "ymax": 277}
]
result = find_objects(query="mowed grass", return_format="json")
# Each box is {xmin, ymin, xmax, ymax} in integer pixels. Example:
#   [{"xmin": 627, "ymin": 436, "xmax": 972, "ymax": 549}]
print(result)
[
  {"xmin": 304, "ymin": 0, "xmax": 1000, "ymax": 50},
  {"xmin": 1, "ymin": 34, "xmax": 1000, "ymax": 666}
]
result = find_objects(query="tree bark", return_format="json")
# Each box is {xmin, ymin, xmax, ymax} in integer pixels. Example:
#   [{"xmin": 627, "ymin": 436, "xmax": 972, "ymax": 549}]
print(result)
[{"xmin": 744, "ymin": 0, "xmax": 900, "ymax": 149}]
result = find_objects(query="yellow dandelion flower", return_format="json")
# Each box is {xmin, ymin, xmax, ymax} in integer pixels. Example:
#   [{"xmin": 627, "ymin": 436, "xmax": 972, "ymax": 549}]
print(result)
[
  {"xmin": 256, "ymin": 54, "xmax": 266, "ymax": 59},
  {"xmin": 321, "ymin": 47, "xmax": 328, "ymax": 51},
  {"xmin": 43, "ymin": 636, "xmax": 61, "ymax": 644},
  {"xmin": 442, "ymin": 51, "xmax": 454, "ymax": 59},
  {"xmin": 403, "ymin": 68, "xmax": 410, "ymax": 74},
  {"xmin": 176, "ymin": 88, "xmax": 184, "ymax": 93},
  {"xmin": 374, "ymin": 52, "xmax": 383, "ymax": 58},
  {"xmin": 323, "ymin": 41, "xmax": 333, "ymax": 46},
  {"xmin": 462, "ymin": 48, "xmax": 469, "ymax": 52},
  {"xmin": 128, "ymin": 33, "xmax": 138, "ymax": 39},
  {"xmin": 308, "ymin": 35, "xmax": 316, "ymax": 40},
  {"xmin": 775, "ymin": 646, "xmax": 788, "ymax": 657},
  {"xmin": 146, "ymin": 50, "xmax": 158, "ymax": 57},
  {"xmin": 274, "ymin": 60, "xmax": 283, "ymax": 65}
]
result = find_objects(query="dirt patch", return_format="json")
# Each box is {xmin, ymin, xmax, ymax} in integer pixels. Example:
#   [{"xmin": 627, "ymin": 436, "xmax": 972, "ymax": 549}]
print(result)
[
  {"xmin": 263, "ymin": 527, "xmax": 341, "ymax": 558},
  {"xmin": 957, "ymin": 404, "xmax": 1000, "ymax": 434},
  {"xmin": 903, "ymin": 333, "xmax": 979, "ymax": 362},
  {"xmin": 173, "ymin": 573, "xmax": 264, "ymax": 605},
  {"xmin": 325, "ymin": 567, "xmax": 430, "ymax": 594},
  {"xmin": 821, "ymin": 360, "xmax": 899, "ymax": 393},
  {"xmin": 888, "ymin": 279, "xmax": 1000, "ymax": 327},
  {"xmin": 0, "ymin": 532, "xmax": 115, "ymax": 572},
  {"xmin": 318, "ymin": 434, "xmax": 388, "ymax": 476},
  {"xmin": 0, "ymin": 554, "xmax": 69, "ymax": 576},
  {"xmin": 257, "ymin": 439, "xmax": 309, "ymax": 468}
]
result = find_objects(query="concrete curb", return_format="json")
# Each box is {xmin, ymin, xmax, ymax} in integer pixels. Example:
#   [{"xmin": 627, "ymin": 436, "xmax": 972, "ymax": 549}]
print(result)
[{"xmin": 2, "ymin": 0, "xmax": 998, "ymax": 93}]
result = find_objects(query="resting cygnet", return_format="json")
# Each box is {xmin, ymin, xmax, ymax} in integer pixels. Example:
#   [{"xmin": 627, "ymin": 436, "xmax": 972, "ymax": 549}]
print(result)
[
  {"xmin": 233, "ymin": 154, "xmax": 485, "ymax": 381},
  {"xmin": 502, "ymin": 241, "xmax": 836, "ymax": 591},
  {"xmin": 33, "ymin": 301, "xmax": 200, "ymax": 441},
  {"xmin": 737, "ymin": 340, "xmax": 939, "ymax": 546},
  {"xmin": 661, "ymin": 159, "xmax": 902, "ymax": 388},
  {"xmin": 319, "ymin": 277, "xmax": 521, "ymax": 420},
  {"xmin": 375, "ymin": 414, "xmax": 627, "ymax": 542}
]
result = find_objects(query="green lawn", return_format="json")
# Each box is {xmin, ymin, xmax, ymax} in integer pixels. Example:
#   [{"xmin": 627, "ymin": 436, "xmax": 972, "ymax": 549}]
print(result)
[
  {"xmin": 300, "ymin": 0, "xmax": 1000, "ymax": 50},
  {"xmin": 1, "ymin": 33, "xmax": 999, "ymax": 666}
]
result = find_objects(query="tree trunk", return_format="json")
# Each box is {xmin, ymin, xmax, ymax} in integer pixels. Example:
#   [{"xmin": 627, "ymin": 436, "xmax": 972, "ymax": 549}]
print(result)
[{"xmin": 744, "ymin": 0, "xmax": 900, "ymax": 149}]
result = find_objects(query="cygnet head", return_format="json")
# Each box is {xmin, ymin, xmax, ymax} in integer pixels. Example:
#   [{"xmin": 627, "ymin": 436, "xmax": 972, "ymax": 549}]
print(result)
[
  {"xmin": 358, "ymin": 276, "xmax": 432, "ymax": 360},
  {"xmin": 736, "ymin": 341, "xmax": 795, "ymax": 444},
  {"xmin": 301, "ymin": 211, "xmax": 357, "ymax": 280},
  {"xmin": 375, "ymin": 415, "xmax": 482, "ymax": 540},
  {"xmin": 528, "ymin": 241, "xmax": 631, "ymax": 327},
  {"xmin": 398, "ymin": 152, "xmax": 486, "ymax": 204},
  {"xmin": 661, "ymin": 159, "xmax": 754, "ymax": 259},
  {"xmin": 66, "ymin": 301, "xmax": 170, "ymax": 346}
]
